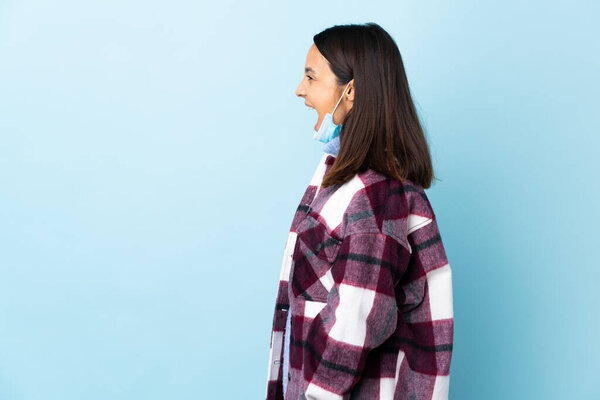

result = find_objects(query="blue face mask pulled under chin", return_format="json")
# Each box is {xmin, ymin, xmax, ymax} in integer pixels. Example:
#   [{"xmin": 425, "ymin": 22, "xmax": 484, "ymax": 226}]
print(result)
[{"xmin": 313, "ymin": 81, "xmax": 351, "ymax": 144}]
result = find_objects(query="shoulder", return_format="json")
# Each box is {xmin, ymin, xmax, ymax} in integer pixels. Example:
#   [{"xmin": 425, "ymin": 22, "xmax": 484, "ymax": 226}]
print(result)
[{"xmin": 336, "ymin": 168, "xmax": 436, "ymax": 250}]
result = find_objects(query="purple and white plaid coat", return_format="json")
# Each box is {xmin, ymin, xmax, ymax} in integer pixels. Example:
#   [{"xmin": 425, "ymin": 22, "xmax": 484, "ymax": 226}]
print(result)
[{"xmin": 265, "ymin": 152, "xmax": 454, "ymax": 400}]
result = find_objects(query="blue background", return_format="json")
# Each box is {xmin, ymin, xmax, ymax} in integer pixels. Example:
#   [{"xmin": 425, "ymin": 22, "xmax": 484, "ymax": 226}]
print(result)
[{"xmin": 1, "ymin": 1, "xmax": 599, "ymax": 399}]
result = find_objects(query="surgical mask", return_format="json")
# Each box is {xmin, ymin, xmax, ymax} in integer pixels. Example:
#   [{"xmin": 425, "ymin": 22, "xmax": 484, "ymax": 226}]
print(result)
[{"xmin": 313, "ymin": 81, "xmax": 351, "ymax": 144}]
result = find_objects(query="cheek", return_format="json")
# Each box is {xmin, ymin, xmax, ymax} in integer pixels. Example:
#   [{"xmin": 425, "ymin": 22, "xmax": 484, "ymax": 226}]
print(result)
[{"xmin": 309, "ymin": 97, "xmax": 323, "ymax": 113}]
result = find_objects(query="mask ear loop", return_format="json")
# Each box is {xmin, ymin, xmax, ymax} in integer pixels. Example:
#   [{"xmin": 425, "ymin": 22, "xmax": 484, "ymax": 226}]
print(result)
[{"xmin": 331, "ymin": 81, "xmax": 352, "ymax": 115}]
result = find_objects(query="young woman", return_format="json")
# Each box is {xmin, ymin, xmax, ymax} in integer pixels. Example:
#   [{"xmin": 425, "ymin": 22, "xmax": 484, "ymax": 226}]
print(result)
[{"xmin": 265, "ymin": 23, "xmax": 454, "ymax": 400}]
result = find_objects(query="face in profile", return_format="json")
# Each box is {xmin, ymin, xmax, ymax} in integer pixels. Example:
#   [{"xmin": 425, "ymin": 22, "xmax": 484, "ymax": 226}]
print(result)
[{"xmin": 296, "ymin": 44, "xmax": 354, "ymax": 132}]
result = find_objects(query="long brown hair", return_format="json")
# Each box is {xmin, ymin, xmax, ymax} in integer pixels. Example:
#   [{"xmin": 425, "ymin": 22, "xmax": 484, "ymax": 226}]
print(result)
[{"xmin": 315, "ymin": 23, "xmax": 437, "ymax": 189}]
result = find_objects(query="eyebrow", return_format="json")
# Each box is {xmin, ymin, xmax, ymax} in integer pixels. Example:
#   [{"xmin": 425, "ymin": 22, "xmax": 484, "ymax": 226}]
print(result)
[{"xmin": 305, "ymin": 67, "xmax": 317, "ymax": 75}]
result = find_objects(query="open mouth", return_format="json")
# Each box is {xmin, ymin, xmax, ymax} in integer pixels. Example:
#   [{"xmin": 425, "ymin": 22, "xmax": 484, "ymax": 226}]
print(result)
[{"xmin": 304, "ymin": 103, "xmax": 319, "ymax": 130}]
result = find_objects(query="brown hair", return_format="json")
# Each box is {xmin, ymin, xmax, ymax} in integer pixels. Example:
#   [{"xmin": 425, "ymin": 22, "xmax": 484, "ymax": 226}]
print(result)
[{"xmin": 314, "ymin": 22, "xmax": 438, "ymax": 189}]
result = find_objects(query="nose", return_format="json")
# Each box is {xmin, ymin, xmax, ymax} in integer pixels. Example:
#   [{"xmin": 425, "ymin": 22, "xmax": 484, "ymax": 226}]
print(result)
[{"xmin": 296, "ymin": 80, "xmax": 306, "ymax": 98}]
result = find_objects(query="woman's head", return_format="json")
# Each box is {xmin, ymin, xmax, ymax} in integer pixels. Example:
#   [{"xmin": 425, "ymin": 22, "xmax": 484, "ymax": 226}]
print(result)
[
  {"xmin": 296, "ymin": 22, "xmax": 436, "ymax": 189},
  {"xmin": 295, "ymin": 44, "xmax": 355, "ymax": 132}
]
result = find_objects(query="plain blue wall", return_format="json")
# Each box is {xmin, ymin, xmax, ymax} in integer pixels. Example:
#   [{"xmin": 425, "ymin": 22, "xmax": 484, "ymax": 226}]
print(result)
[{"xmin": 1, "ymin": 1, "xmax": 598, "ymax": 399}]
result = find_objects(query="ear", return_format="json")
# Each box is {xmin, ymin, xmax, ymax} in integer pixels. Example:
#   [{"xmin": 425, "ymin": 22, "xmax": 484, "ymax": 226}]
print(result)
[{"xmin": 346, "ymin": 79, "xmax": 355, "ymax": 103}]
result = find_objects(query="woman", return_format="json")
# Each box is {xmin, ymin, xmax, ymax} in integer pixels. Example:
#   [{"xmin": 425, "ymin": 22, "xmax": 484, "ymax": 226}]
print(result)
[{"xmin": 265, "ymin": 22, "xmax": 454, "ymax": 400}]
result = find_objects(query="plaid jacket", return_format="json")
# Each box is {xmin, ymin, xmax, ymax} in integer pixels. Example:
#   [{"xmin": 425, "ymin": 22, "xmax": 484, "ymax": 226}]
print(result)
[{"xmin": 265, "ymin": 152, "xmax": 454, "ymax": 400}]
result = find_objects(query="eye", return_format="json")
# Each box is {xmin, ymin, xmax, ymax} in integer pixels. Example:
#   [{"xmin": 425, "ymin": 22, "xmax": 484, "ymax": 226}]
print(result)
[{"xmin": 306, "ymin": 75, "xmax": 313, "ymax": 81}]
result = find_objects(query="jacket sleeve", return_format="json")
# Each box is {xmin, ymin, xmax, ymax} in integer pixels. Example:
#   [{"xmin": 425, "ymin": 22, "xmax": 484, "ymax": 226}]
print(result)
[
  {"xmin": 397, "ymin": 215, "xmax": 454, "ymax": 399},
  {"xmin": 300, "ymin": 232, "xmax": 410, "ymax": 399}
]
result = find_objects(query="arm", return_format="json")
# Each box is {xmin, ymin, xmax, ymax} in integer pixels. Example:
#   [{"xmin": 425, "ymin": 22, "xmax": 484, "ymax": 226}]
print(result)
[
  {"xmin": 301, "ymin": 232, "xmax": 410, "ymax": 399},
  {"xmin": 398, "ymin": 215, "xmax": 454, "ymax": 399}
]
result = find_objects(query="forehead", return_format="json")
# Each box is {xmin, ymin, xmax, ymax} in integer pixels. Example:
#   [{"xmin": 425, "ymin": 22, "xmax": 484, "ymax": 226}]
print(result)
[{"xmin": 305, "ymin": 44, "xmax": 331, "ymax": 76}]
